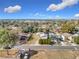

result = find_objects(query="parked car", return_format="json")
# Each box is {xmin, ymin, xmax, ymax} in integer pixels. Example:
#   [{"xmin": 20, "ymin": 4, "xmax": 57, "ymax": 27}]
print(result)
[{"xmin": 24, "ymin": 53, "xmax": 29, "ymax": 59}]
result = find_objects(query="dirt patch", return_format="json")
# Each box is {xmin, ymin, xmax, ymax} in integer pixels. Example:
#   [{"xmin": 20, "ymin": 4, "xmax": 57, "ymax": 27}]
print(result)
[
  {"xmin": 30, "ymin": 50, "xmax": 48, "ymax": 59},
  {"xmin": 0, "ymin": 48, "xmax": 18, "ymax": 58},
  {"xmin": 31, "ymin": 50, "xmax": 79, "ymax": 59}
]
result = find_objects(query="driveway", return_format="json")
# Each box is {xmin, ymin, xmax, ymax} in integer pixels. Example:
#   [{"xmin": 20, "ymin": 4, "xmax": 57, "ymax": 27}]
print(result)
[{"xmin": 27, "ymin": 33, "xmax": 40, "ymax": 45}]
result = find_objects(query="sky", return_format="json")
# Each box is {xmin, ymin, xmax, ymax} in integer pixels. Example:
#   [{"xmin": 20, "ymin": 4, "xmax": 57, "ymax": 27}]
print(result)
[{"xmin": 0, "ymin": 0, "xmax": 79, "ymax": 19}]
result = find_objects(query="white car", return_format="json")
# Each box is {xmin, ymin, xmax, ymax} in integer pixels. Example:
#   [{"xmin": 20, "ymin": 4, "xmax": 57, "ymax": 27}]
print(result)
[{"xmin": 24, "ymin": 53, "xmax": 28, "ymax": 59}]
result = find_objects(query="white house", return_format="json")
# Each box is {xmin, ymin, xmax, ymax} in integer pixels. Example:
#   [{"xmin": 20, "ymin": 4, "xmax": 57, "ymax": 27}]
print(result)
[
  {"xmin": 49, "ymin": 32, "xmax": 55, "ymax": 37},
  {"xmin": 39, "ymin": 32, "xmax": 48, "ymax": 39},
  {"xmin": 36, "ymin": 32, "xmax": 48, "ymax": 39}
]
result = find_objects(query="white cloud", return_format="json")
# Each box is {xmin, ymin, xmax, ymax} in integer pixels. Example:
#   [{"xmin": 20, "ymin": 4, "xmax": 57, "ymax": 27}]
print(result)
[
  {"xmin": 47, "ymin": 0, "xmax": 79, "ymax": 11},
  {"xmin": 4, "ymin": 5, "xmax": 21, "ymax": 13},
  {"xmin": 54, "ymin": 15, "xmax": 62, "ymax": 19},
  {"xmin": 55, "ymin": 15, "xmax": 61, "ymax": 18},
  {"xmin": 34, "ymin": 13, "xmax": 45, "ymax": 16},
  {"xmin": 34, "ymin": 13, "xmax": 39, "ymax": 16},
  {"xmin": 74, "ymin": 14, "xmax": 79, "ymax": 17}
]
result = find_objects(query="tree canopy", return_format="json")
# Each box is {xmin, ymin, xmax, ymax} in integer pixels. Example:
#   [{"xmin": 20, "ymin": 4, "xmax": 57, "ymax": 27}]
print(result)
[
  {"xmin": 0, "ymin": 29, "xmax": 18, "ymax": 48},
  {"xmin": 61, "ymin": 22, "xmax": 75, "ymax": 33}
]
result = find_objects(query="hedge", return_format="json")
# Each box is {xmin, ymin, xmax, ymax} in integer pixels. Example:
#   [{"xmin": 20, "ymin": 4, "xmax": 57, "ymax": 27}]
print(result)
[{"xmin": 39, "ymin": 39, "xmax": 51, "ymax": 44}]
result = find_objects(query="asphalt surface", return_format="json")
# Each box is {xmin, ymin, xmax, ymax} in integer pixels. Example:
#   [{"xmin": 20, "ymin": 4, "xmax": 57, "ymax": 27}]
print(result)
[{"xmin": 14, "ymin": 45, "xmax": 79, "ymax": 50}]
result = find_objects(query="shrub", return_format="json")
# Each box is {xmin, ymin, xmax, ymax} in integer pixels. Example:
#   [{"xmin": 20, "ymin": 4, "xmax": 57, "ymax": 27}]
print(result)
[
  {"xmin": 74, "ymin": 36, "xmax": 79, "ymax": 44},
  {"xmin": 39, "ymin": 39, "xmax": 51, "ymax": 44}
]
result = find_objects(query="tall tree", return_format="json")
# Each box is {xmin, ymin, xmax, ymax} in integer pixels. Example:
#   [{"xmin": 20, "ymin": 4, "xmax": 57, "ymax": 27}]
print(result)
[
  {"xmin": 61, "ymin": 22, "xmax": 75, "ymax": 33},
  {"xmin": 0, "ymin": 29, "xmax": 18, "ymax": 48}
]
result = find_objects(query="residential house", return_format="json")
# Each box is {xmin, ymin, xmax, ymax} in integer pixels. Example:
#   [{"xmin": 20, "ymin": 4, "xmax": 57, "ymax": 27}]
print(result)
[{"xmin": 36, "ymin": 32, "xmax": 48, "ymax": 39}]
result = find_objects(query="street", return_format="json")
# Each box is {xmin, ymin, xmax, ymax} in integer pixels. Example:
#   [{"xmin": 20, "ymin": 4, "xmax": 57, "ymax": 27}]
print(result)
[{"xmin": 14, "ymin": 45, "xmax": 79, "ymax": 50}]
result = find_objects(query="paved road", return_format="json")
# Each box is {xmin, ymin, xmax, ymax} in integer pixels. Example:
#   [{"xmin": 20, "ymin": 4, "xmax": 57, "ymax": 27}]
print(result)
[{"xmin": 14, "ymin": 45, "xmax": 79, "ymax": 50}]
